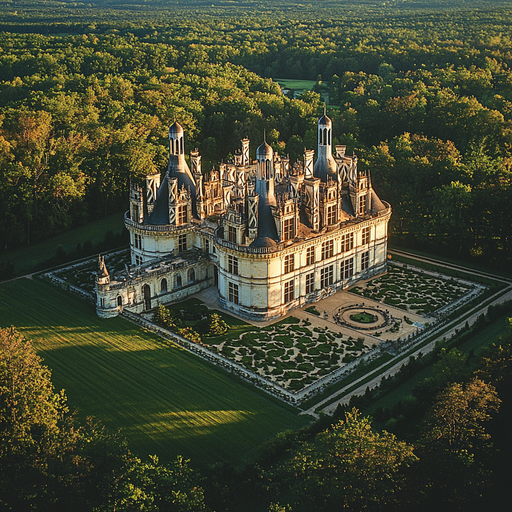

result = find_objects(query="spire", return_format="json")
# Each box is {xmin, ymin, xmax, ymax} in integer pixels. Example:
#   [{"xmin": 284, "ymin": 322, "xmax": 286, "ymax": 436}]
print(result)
[{"xmin": 97, "ymin": 255, "xmax": 110, "ymax": 285}]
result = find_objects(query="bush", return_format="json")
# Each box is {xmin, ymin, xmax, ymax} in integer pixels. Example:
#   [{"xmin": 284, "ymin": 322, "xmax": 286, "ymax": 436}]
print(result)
[{"xmin": 207, "ymin": 313, "xmax": 229, "ymax": 335}]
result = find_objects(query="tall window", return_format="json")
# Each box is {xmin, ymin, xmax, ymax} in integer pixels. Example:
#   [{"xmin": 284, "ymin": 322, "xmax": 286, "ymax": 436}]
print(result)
[
  {"xmin": 358, "ymin": 194, "xmax": 367, "ymax": 215},
  {"xmin": 362, "ymin": 226, "xmax": 370, "ymax": 245},
  {"xmin": 204, "ymin": 239, "xmax": 210, "ymax": 253},
  {"xmin": 178, "ymin": 234, "xmax": 187, "ymax": 252},
  {"xmin": 134, "ymin": 234, "xmax": 142, "ymax": 249},
  {"xmin": 361, "ymin": 251, "xmax": 370, "ymax": 271},
  {"xmin": 117, "ymin": 296, "xmax": 122, "ymax": 307},
  {"xmin": 321, "ymin": 240, "xmax": 334, "ymax": 260},
  {"xmin": 135, "ymin": 255, "xmax": 143, "ymax": 266},
  {"xmin": 228, "ymin": 255, "xmax": 238, "ymax": 275},
  {"xmin": 176, "ymin": 274, "xmax": 182, "ymax": 288},
  {"xmin": 283, "ymin": 217, "xmax": 294, "ymax": 240},
  {"xmin": 284, "ymin": 280, "xmax": 294, "ymax": 303},
  {"xmin": 327, "ymin": 205, "xmax": 336, "ymax": 225},
  {"xmin": 161, "ymin": 278, "xmax": 168, "ymax": 293},
  {"xmin": 306, "ymin": 272, "xmax": 314, "ymax": 294},
  {"xmin": 228, "ymin": 225, "xmax": 236, "ymax": 243},
  {"xmin": 284, "ymin": 254, "xmax": 294, "ymax": 274},
  {"xmin": 178, "ymin": 205, "xmax": 187, "ymax": 225},
  {"xmin": 306, "ymin": 246, "xmax": 315, "ymax": 266},
  {"xmin": 321, "ymin": 265, "xmax": 334, "ymax": 289},
  {"xmin": 229, "ymin": 282, "xmax": 239, "ymax": 304},
  {"xmin": 188, "ymin": 269, "xmax": 195, "ymax": 283},
  {"xmin": 340, "ymin": 232, "xmax": 353, "ymax": 252},
  {"xmin": 341, "ymin": 258, "xmax": 354, "ymax": 279}
]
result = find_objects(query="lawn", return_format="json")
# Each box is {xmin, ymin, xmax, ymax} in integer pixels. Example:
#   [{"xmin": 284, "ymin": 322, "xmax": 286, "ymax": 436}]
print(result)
[
  {"xmin": 274, "ymin": 78, "xmax": 318, "ymax": 91},
  {"xmin": 0, "ymin": 212, "xmax": 125, "ymax": 277},
  {"xmin": 0, "ymin": 278, "xmax": 308, "ymax": 467}
]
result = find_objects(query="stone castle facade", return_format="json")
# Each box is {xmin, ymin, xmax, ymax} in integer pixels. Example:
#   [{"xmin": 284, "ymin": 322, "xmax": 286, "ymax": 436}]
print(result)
[{"xmin": 96, "ymin": 114, "xmax": 391, "ymax": 320}]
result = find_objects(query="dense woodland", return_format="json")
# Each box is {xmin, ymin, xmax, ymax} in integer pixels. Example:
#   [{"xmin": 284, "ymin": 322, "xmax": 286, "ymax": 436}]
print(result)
[
  {"xmin": 1, "ymin": 1, "xmax": 512, "ymax": 510},
  {"xmin": 0, "ymin": 1, "xmax": 511, "ymax": 270}
]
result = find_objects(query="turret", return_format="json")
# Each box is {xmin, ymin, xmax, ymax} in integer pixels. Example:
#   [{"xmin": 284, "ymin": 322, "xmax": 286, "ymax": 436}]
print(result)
[
  {"xmin": 97, "ymin": 255, "xmax": 110, "ymax": 285},
  {"xmin": 313, "ymin": 113, "xmax": 337, "ymax": 182}
]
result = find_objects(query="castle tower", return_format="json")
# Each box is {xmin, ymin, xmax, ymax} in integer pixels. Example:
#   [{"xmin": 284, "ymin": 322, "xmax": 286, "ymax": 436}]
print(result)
[
  {"xmin": 313, "ymin": 113, "xmax": 337, "ymax": 182},
  {"xmin": 250, "ymin": 140, "xmax": 279, "ymax": 247},
  {"xmin": 167, "ymin": 122, "xmax": 196, "ymax": 196}
]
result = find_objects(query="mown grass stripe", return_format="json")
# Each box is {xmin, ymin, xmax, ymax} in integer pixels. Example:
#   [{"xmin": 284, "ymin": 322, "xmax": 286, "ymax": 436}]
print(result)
[{"xmin": 0, "ymin": 278, "xmax": 309, "ymax": 466}]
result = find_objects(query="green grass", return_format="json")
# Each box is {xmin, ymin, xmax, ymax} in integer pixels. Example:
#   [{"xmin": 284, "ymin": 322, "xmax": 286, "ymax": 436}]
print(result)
[
  {"xmin": 0, "ymin": 213, "xmax": 125, "ymax": 277},
  {"xmin": 274, "ymin": 78, "xmax": 317, "ymax": 90},
  {"xmin": 0, "ymin": 278, "xmax": 308, "ymax": 467}
]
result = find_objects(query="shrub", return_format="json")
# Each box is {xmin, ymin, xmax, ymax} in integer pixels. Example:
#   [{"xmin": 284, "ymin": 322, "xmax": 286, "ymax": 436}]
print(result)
[{"xmin": 207, "ymin": 313, "xmax": 229, "ymax": 335}]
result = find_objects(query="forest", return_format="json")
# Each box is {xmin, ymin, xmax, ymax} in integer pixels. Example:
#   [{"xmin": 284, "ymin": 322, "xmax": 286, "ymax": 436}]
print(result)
[
  {"xmin": 1, "ymin": 1, "xmax": 512, "ymax": 510},
  {"xmin": 0, "ymin": 1, "xmax": 511, "ymax": 271}
]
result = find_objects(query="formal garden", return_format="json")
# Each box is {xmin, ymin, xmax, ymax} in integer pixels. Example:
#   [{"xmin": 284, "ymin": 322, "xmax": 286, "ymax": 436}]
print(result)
[
  {"xmin": 150, "ymin": 299, "xmax": 372, "ymax": 392},
  {"xmin": 52, "ymin": 250, "xmax": 131, "ymax": 294},
  {"xmin": 349, "ymin": 263, "xmax": 474, "ymax": 315}
]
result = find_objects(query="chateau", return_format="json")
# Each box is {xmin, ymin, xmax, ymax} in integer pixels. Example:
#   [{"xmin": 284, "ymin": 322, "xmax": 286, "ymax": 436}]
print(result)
[{"xmin": 96, "ymin": 114, "xmax": 391, "ymax": 320}]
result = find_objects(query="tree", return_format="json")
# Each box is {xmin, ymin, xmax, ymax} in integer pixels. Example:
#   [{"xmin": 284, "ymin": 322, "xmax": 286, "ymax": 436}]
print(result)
[
  {"xmin": 0, "ymin": 326, "xmax": 67, "ymax": 458},
  {"xmin": 423, "ymin": 377, "xmax": 500, "ymax": 452},
  {"xmin": 0, "ymin": 327, "xmax": 207, "ymax": 511},
  {"xmin": 276, "ymin": 409, "xmax": 417, "ymax": 511},
  {"xmin": 207, "ymin": 313, "xmax": 229, "ymax": 335},
  {"xmin": 153, "ymin": 304, "xmax": 176, "ymax": 329}
]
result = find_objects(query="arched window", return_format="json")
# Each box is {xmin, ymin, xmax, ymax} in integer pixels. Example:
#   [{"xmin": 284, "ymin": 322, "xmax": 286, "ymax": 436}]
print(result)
[
  {"xmin": 188, "ymin": 269, "xmax": 195, "ymax": 283},
  {"xmin": 161, "ymin": 278, "xmax": 167, "ymax": 294},
  {"xmin": 176, "ymin": 274, "xmax": 182, "ymax": 288},
  {"xmin": 117, "ymin": 296, "xmax": 123, "ymax": 307}
]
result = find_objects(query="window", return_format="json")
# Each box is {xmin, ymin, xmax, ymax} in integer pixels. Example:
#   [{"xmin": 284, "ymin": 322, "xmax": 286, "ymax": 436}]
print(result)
[
  {"xmin": 229, "ymin": 282, "xmax": 239, "ymax": 305},
  {"xmin": 327, "ymin": 205, "xmax": 336, "ymax": 225},
  {"xmin": 134, "ymin": 233, "xmax": 142, "ymax": 249},
  {"xmin": 358, "ymin": 194, "xmax": 367, "ymax": 215},
  {"xmin": 135, "ymin": 255, "xmax": 143, "ymax": 266},
  {"xmin": 117, "ymin": 296, "xmax": 123, "ymax": 307},
  {"xmin": 161, "ymin": 278, "xmax": 167, "ymax": 293},
  {"xmin": 228, "ymin": 255, "xmax": 238, "ymax": 275},
  {"xmin": 341, "ymin": 258, "xmax": 354, "ymax": 279},
  {"xmin": 284, "ymin": 280, "xmax": 294, "ymax": 303},
  {"xmin": 178, "ymin": 205, "xmax": 187, "ymax": 225},
  {"xmin": 306, "ymin": 246, "xmax": 315, "ymax": 266},
  {"xmin": 284, "ymin": 254, "xmax": 294, "ymax": 274},
  {"xmin": 306, "ymin": 272, "xmax": 314, "ymax": 294},
  {"xmin": 228, "ymin": 225, "xmax": 236, "ymax": 243},
  {"xmin": 176, "ymin": 274, "xmax": 182, "ymax": 288},
  {"xmin": 340, "ymin": 232, "xmax": 354, "ymax": 252},
  {"xmin": 320, "ymin": 265, "xmax": 334, "ymax": 289},
  {"xmin": 321, "ymin": 240, "xmax": 334, "ymax": 260},
  {"xmin": 361, "ymin": 251, "xmax": 370, "ymax": 271},
  {"xmin": 362, "ymin": 226, "xmax": 370, "ymax": 245},
  {"xmin": 100, "ymin": 298, "xmax": 105, "ymax": 308},
  {"xmin": 204, "ymin": 239, "xmax": 210, "ymax": 253},
  {"xmin": 178, "ymin": 234, "xmax": 187, "ymax": 252},
  {"xmin": 188, "ymin": 269, "xmax": 195, "ymax": 283},
  {"xmin": 283, "ymin": 217, "xmax": 294, "ymax": 240},
  {"xmin": 132, "ymin": 204, "xmax": 139, "ymax": 222}
]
